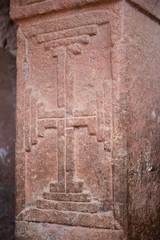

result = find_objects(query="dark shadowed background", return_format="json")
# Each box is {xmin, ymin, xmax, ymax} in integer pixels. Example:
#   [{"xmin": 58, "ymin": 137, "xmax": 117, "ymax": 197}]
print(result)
[{"xmin": 0, "ymin": 0, "xmax": 17, "ymax": 239}]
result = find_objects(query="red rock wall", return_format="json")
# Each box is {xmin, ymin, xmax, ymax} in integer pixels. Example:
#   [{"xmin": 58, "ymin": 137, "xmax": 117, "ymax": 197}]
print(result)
[
  {"xmin": 125, "ymin": 1, "xmax": 160, "ymax": 239},
  {"xmin": 0, "ymin": 0, "xmax": 17, "ymax": 239}
]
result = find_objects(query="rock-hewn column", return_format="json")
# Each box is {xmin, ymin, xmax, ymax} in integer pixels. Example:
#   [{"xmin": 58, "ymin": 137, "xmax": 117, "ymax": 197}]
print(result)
[{"xmin": 10, "ymin": 0, "xmax": 160, "ymax": 239}]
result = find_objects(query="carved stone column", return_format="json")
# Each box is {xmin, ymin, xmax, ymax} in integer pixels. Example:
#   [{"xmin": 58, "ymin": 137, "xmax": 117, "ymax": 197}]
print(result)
[
  {"xmin": 10, "ymin": 0, "xmax": 160, "ymax": 239},
  {"xmin": 10, "ymin": 1, "xmax": 127, "ymax": 239}
]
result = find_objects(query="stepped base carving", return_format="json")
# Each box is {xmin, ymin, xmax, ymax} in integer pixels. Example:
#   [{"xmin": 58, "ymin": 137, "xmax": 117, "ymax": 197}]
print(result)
[
  {"xmin": 17, "ymin": 180, "xmax": 121, "ymax": 230},
  {"xmin": 17, "ymin": 208, "xmax": 121, "ymax": 230}
]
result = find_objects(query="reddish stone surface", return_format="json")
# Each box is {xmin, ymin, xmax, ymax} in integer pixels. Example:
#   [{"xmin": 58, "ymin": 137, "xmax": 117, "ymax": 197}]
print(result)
[
  {"xmin": 125, "ymin": 2, "xmax": 160, "ymax": 239},
  {"xmin": 10, "ymin": 0, "xmax": 160, "ymax": 239},
  {"xmin": 129, "ymin": 0, "xmax": 160, "ymax": 20},
  {"xmin": 15, "ymin": 221, "xmax": 124, "ymax": 240},
  {"xmin": 10, "ymin": 0, "xmax": 117, "ymax": 20}
]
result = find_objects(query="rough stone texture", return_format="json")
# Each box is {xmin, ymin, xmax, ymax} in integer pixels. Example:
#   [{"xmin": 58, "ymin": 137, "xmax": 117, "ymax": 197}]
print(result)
[
  {"xmin": 125, "ymin": 2, "xmax": 160, "ymax": 239},
  {"xmin": 10, "ymin": 0, "xmax": 120, "ymax": 20},
  {"xmin": 129, "ymin": 0, "xmax": 160, "ymax": 21},
  {"xmin": 15, "ymin": 221, "xmax": 124, "ymax": 240},
  {"xmin": 10, "ymin": 0, "xmax": 160, "ymax": 239},
  {"xmin": 0, "ymin": 1, "xmax": 17, "ymax": 239}
]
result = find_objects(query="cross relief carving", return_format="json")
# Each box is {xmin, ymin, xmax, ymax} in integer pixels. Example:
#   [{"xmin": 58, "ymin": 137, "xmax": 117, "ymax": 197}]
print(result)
[{"xmin": 19, "ymin": 12, "xmax": 119, "ymax": 230}]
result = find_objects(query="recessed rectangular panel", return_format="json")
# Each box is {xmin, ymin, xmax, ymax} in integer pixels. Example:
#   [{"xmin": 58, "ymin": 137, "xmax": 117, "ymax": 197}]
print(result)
[{"xmin": 15, "ymin": 9, "xmax": 122, "ymax": 238}]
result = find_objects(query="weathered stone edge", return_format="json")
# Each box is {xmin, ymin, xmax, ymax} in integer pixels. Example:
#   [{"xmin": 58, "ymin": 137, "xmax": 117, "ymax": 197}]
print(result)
[
  {"xmin": 128, "ymin": 0, "xmax": 160, "ymax": 23},
  {"xmin": 15, "ymin": 220, "xmax": 124, "ymax": 239},
  {"xmin": 10, "ymin": 0, "xmax": 119, "ymax": 21}
]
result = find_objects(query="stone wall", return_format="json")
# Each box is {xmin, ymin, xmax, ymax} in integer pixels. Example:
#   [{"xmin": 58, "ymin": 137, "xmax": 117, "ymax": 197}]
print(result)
[
  {"xmin": 125, "ymin": 1, "xmax": 160, "ymax": 239},
  {"xmin": 0, "ymin": 0, "xmax": 17, "ymax": 239}
]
